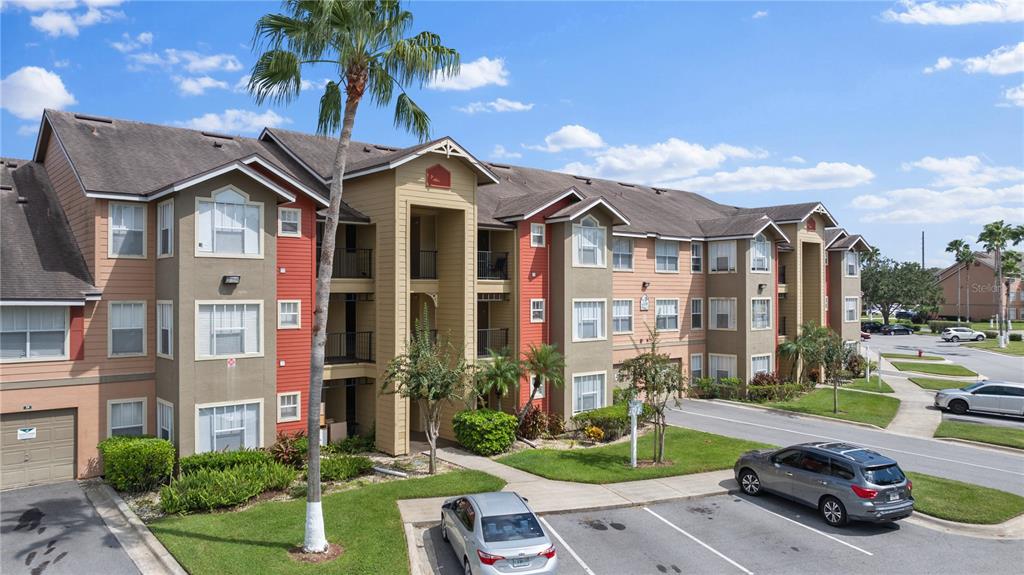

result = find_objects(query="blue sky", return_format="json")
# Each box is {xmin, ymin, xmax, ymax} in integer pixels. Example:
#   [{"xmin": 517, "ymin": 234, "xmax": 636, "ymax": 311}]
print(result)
[{"xmin": 2, "ymin": 1, "xmax": 1022, "ymax": 267}]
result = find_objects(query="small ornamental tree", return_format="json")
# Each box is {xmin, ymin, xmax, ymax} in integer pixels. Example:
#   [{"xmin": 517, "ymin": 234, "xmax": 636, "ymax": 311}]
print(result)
[
  {"xmin": 475, "ymin": 349, "xmax": 522, "ymax": 412},
  {"xmin": 778, "ymin": 321, "xmax": 832, "ymax": 385},
  {"xmin": 382, "ymin": 306, "xmax": 469, "ymax": 474},
  {"xmin": 821, "ymin": 331, "xmax": 853, "ymax": 414},
  {"xmin": 617, "ymin": 329, "xmax": 685, "ymax": 464},
  {"xmin": 518, "ymin": 343, "xmax": 565, "ymax": 425}
]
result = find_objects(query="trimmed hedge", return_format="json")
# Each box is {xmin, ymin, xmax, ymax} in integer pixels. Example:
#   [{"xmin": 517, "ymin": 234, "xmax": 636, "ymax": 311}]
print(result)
[
  {"xmin": 688, "ymin": 377, "xmax": 745, "ymax": 400},
  {"xmin": 747, "ymin": 383, "xmax": 805, "ymax": 402},
  {"xmin": 98, "ymin": 436, "xmax": 175, "ymax": 492},
  {"xmin": 320, "ymin": 455, "xmax": 374, "ymax": 482},
  {"xmin": 984, "ymin": 331, "xmax": 999, "ymax": 338},
  {"xmin": 570, "ymin": 402, "xmax": 655, "ymax": 441},
  {"xmin": 159, "ymin": 461, "xmax": 297, "ymax": 514},
  {"xmin": 179, "ymin": 449, "xmax": 273, "ymax": 474},
  {"xmin": 453, "ymin": 409, "xmax": 518, "ymax": 456},
  {"xmin": 1011, "ymin": 333, "xmax": 1023, "ymax": 342}
]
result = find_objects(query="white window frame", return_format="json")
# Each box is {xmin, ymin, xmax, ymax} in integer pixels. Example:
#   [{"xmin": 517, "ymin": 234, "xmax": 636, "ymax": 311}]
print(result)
[
  {"xmin": 708, "ymin": 353, "xmax": 737, "ymax": 380},
  {"xmin": 750, "ymin": 234, "xmax": 771, "ymax": 273},
  {"xmin": 572, "ymin": 299, "xmax": 607, "ymax": 342},
  {"xmin": 156, "ymin": 300, "xmax": 173, "ymax": 359},
  {"xmin": 691, "ymin": 242, "xmax": 703, "ymax": 273},
  {"xmin": 690, "ymin": 298, "xmax": 704, "ymax": 330},
  {"xmin": 612, "ymin": 299, "xmax": 633, "ymax": 334},
  {"xmin": 844, "ymin": 297, "xmax": 859, "ymax": 323},
  {"xmin": 157, "ymin": 398, "xmax": 174, "ymax": 443},
  {"xmin": 709, "ymin": 240, "xmax": 737, "ymax": 273},
  {"xmin": 194, "ymin": 398, "xmax": 265, "ymax": 454},
  {"xmin": 708, "ymin": 297, "xmax": 737, "ymax": 331},
  {"xmin": 655, "ymin": 240, "xmax": 679, "ymax": 273},
  {"xmin": 278, "ymin": 207, "xmax": 302, "ymax": 237},
  {"xmin": 108, "ymin": 301, "xmax": 147, "ymax": 358},
  {"xmin": 655, "ymin": 298, "xmax": 679, "ymax": 332},
  {"xmin": 530, "ymin": 223, "xmax": 545, "ymax": 247},
  {"xmin": 751, "ymin": 354, "xmax": 772, "ymax": 378},
  {"xmin": 530, "ymin": 299, "xmax": 545, "ymax": 323},
  {"xmin": 277, "ymin": 391, "xmax": 301, "ymax": 423},
  {"xmin": 278, "ymin": 300, "xmax": 301, "ymax": 329},
  {"xmin": 107, "ymin": 397, "xmax": 147, "ymax": 438},
  {"xmin": 572, "ymin": 371, "xmax": 607, "ymax": 415},
  {"xmin": 108, "ymin": 201, "xmax": 147, "ymax": 259},
  {"xmin": 690, "ymin": 353, "xmax": 703, "ymax": 380},
  {"xmin": 612, "ymin": 238, "xmax": 633, "ymax": 271},
  {"xmin": 529, "ymin": 373, "xmax": 545, "ymax": 399},
  {"xmin": 751, "ymin": 297, "xmax": 772, "ymax": 331},
  {"xmin": 195, "ymin": 300, "xmax": 264, "ymax": 360},
  {"xmin": 845, "ymin": 251, "xmax": 859, "ymax": 277},
  {"xmin": 157, "ymin": 199, "xmax": 174, "ymax": 258},
  {"xmin": 195, "ymin": 186, "xmax": 265, "ymax": 259},
  {"xmin": 572, "ymin": 215, "xmax": 606, "ymax": 268},
  {"xmin": 0, "ymin": 306, "xmax": 70, "ymax": 363}
]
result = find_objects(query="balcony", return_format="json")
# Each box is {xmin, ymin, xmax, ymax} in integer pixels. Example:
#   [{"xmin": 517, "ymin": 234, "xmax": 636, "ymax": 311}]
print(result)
[
  {"xmin": 477, "ymin": 327, "xmax": 510, "ymax": 357},
  {"xmin": 477, "ymin": 251, "xmax": 509, "ymax": 280},
  {"xmin": 778, "ymin": 316, "xmax": 788, "ymax": 337},
  {"xmin": 778, "ymin": 265, "xmax": 786, "ymax": 285},
  {"xmin": 412, "ymin": 250, "xmax": 438, "ymax": 279},
  {"xmin": 332, "ymin": 248, "xmax": 373, "ymax": 279},
  {"xmin": 325, "ymin": 331, "xmax": 374, "ymax": 364}
]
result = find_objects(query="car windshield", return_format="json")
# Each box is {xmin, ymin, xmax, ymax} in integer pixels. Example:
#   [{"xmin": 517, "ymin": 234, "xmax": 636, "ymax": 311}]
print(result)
[
  {"xmin": 961, "ymin": 382, "xmax": 986, "ymax": 392},
  {"xmin": 481, "ymin": 513, "xmax": 545, "ymax": 542},
  {"xmin": 863, "ymin": 464, "xmax": 905, "ymax": 486}
]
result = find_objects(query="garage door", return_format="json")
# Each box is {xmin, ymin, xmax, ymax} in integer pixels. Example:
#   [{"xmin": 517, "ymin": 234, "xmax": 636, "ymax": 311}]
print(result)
[{"xmin": 1, "ymin": 409, "xmax": 76, "ymax": 490}]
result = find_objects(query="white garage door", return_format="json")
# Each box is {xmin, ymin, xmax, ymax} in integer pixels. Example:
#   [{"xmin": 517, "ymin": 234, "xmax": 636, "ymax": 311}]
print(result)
[{"xmin": 1, "ymin": 409, "xmax": 76, "ymax": 490}]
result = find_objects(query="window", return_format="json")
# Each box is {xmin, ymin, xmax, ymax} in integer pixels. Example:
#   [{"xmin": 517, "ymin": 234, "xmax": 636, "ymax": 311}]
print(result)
[
  {"xmin": 690, "ymin": 354, "xmax": 703, "ymax": 380},
  {"xmin": 109, "ymin": 202, "xmax": 145, "ymax": 258},
  {"xmin": 278, "ymin": 300, "xmax": 300, "ymax": 329},
  {"xmin": 529, "ymin": 373, "xmax": 545, "ymax": 399},
  {"xmin": 109, "ymin": 302, "xmax": 145, "ymax": 357},
  {"xmin": 751, "ymin": 298, "xmax": 772, "ymax": 330},
  {"xmin": 0, "ymin": 306, "xmax": 68, "ymax": 361},
  {"xmin": 751, "ymin": 234, "xmax": 771, "ymax": 272},
  {"xmin": 690, "ymin": 299, "xmax": 703, "ymax": 330},
  {"xmin": 530, "ymin": 299, "xmax": 545, "ymax": 323},
  {"xmin": 196, "ymin": 401, "xmax": 261, "ymax": 453},
  {"xmin": 751, "ymin": 354, "xmax": 771, "ymax": 377},
  {"xmin": 655, "ymin": 299, "xmax": 679, "ymax": 331},
  {"xmin": 573, "ymin": 215, "xmax": 605, "ymax": 267},
  {"xmin": 278, "ymin": 392, "xmax": 300, "ymax": 422},
  {"xmin": 613, "ymin": 299, "xmax": 633, "ymax": 333},
  {"xmin": 196, "ymin": 188, "xmax": 262, "ymax": 256},
  {"xmin": 482, "ymin": 513, "xmax": 544, "ymax": 543},
  {"xmin": 530, "ymin": 223, "xmax": 545, "ymax": 247},
  {"xmin": 709, "ymin": 240, "xmax": 736, "ymax": 272},
  {"xmin": 278, "ymin": 207, "xmax": 301, "ymax": 237},
  {"xmin": 709, "ymin": 354, "xmax": 737, "ymax": 380},
  {"xmin": 799, "ymin": 451, "xmax": 830, "ymax": 474},
  {"xmin": 157, "ymin": 399, "xmax": 173, "ymax": 442},
  {"xmin": 573, "ymin": 372, "xmax": 606, "ymax": 414},
  {"xmin": 612, "ymin": 238, "xmax": 633, "ymax": 270},
  {"xmin": 844, "ymin": 297, "xmax": 858, "ymax": 322},
  {"xmin": 108, "ymin": 398, "xmax": 145, "ymax": 437},
  {"xmin": 655, "ymin": 240, "xmax": 679, "ymax": 272},
  {"xmin": 709, "ymin": 298, "xmax": 736, "ymax": 330},
  {"xmin": 197, "ymin": 302, "xmax": 262, "ymax": 358},
  {"xmin": 157, "ymin": 301, "xmax": 173, "ymax": 358},
  {"xmin": 845, "ymin": 251, "xmax": 859, "ymax": 276},
  {"xmin": 158, "ymin": 199, "xmax": 173, "ymax": 257},
  {"xmin": 691, "ymin": 243, "xmax": 703, "ymax": 272},
  {"xmin": 830, "ymin": 460, "xmax": 855, "ymax": 481},
  {"xmin": 573, "ymin": 300, "xmax": 606, "ymax": 341}
]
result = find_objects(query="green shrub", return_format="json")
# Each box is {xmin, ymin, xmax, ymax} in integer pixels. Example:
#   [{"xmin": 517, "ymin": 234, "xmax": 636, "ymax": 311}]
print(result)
[
  {"xmin": 1011, "ymin": 333, "xmax": 1023, "ymax": 342},
  {"xmin": 984, "ymin": 330, "xmax": 999, "ymax": 338},
  {"xmin": 747, "ymin": 383, "xmax": 805, "ymax": 402},
  {"xmin": 518, "ymin": 408, "xmax": 548, "ymax": 440},
  {"xmin": 570, "ymin": 404, "xmax": 646, "ymax": 441},
  {"xmin": 688, "ymin": 377, "xmax": 744, "ymax": 400},
  {"xmin": 612, "ymin": 387, "xmax": 634, "ymax": 405},
  {"xmin": 269, "ymin": 431, "xmax": 309, "ymax": 469},
  {"xmin": 98, "ymin": 436, "xmax": 175, "ymax": 492},
  {"xmin": 178, "ymin": 449, "xmax": 272, "ymax": 474},
  {"xmin": 546, "ymin": 414, "xmax": 566, "ymax": 437},
  {"xmin": 582, "ymin": 425, "xmax": 604, "ymax": 442},
  {"xmin": 320, "ymin": 455, "xmax": 374, "ymax": 482},
  {"xmin": 326, "ymin": 430, "xmax": 376, "ymax": 455},
  {"xmin": 453, "ymin": 409, "xmax": 518, "ymax": 456},
  {"xmin": 846, "ymin": 354, "xmax": 866, "ymax": 378},
  {"xmin": 159, "ymin": 461, "xmax": 297, "ymax": 514}
]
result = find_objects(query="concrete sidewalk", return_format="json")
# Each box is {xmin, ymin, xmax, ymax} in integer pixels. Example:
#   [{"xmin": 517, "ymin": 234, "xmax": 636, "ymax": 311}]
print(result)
[{"xmin": 874, "ymin": 356, "xmax": 945, "ymax": 438}]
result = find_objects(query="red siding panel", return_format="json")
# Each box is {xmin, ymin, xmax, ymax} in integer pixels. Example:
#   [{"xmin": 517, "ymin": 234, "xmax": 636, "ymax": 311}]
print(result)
[{"xmin": 70, "ymin": 306, "xmax": 84, "ymax": 360}]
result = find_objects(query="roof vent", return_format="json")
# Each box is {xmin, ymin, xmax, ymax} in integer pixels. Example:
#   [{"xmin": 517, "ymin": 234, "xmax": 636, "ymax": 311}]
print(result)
[
  {"xmin": 202, "ymin": 131, "xmax": 235, "ymax": 141},
  {"xmin": 373, "ymin": 145, "xmax": 397, "ymax": 152},
  {"xmin": 5, "ymin": 162, "xmax": 18, "ymax": 168},
  {"xmin": 573, "ymin": 176, "xmax": 592, "ymax": 185},
  {"xmin": 212, "ymin": 141, "xmax": 223, "ymax": 148},
  {"xmin": 363, "ymin": 146, "xmax": 371, "ymax": 153},
  {"xmin": 0, "ymin": 185, "xmax": 13, "ymax": 191},
  {"xmin": 16, "ymin": 196, "xmax": 28, "ymax": 204},
  {"xmin": 489, "ymin": 163, "xmax": 511, "ymax": 169},
  {"xmin": 73, "ymin": 113, "xmax": 113, "ymax": 124},
  {"xmin": 617, "ymin": 182, "xmax": 635, "ymax": 188}
]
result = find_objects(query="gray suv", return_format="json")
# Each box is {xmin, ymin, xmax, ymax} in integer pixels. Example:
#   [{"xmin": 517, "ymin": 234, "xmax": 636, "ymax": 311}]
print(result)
[{"xmin": 734, "ymin": 442, "xmax": 914, "ymax": 527}]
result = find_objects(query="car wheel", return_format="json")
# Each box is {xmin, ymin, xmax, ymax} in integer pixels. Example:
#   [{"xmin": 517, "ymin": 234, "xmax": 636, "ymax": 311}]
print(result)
[
  {"xmin": 441, "ymin": 516, "xmax": 448, "ymax": 542},
  {"xmin": 949, "ymin": 399, "xmax": 969, "ymax": 415},
  {"xmin": 739, "ymin": 468, "xmax": 762, "ymax": 496},
  {"xmin": 464, "ymin": 558, "xmax": 473, "ymax": 575},
  {"xmin": 951, "ymin": 336, "xmax": 960, "ymax": 342},
  {"xmin": 975, "ymin": 335, "xmax": 984, "ymax": 341},
  {"xmin": 820, "ymin": 496, "xmax": 848, "ymax": 527}
]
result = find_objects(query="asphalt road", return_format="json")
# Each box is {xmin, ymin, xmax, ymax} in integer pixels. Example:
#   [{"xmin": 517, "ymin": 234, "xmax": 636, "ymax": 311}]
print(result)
[
  {"xmin": 861, "ymin": 333, "xmax": 1024, "ymax": 383},
  {"xmin": 667, "ymin": 399, "xmax": 1024, "ymax": 496}
]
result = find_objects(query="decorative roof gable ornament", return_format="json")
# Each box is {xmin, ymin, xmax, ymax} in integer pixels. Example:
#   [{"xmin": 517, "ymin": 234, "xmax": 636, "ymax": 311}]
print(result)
[{"xmin": 426, "ymin": 164, "xmax": 451, "ymax": 189}]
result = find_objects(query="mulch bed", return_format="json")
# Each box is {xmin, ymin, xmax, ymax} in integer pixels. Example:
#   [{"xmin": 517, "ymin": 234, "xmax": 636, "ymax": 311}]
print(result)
[{"xmin": 288, "ymin": 543, "xmax": 344, "ymax": 563}]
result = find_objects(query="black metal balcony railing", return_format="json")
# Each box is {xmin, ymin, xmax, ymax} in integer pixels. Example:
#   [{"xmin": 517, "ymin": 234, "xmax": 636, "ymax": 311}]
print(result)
[
  {"xmin": 778, "ymin": 265, "xmax": 787, "ymax": 284},
  {"xmin": 477, "ymin": 327, "xmax": 509, "ymax": 357},
  {"xmin": 325, "ymin": 331, "xmax": 374, "ymax": 364},
  {"xmin": 477, "ymin": 251, "xmax": 509, "ymax": 280},
  {"xmin": 412, "ymin": 250, "xmax": 438, "ymax": 279},
  {"xmin": 330, "ymin": 248, "xmax": 373, "ymax": 279}
]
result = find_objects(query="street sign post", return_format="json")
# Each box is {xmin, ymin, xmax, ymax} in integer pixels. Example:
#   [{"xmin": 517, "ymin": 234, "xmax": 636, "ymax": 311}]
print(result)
[{"xmin": 628, "ymin": 399, "xmax": 642, "ymax": 468}]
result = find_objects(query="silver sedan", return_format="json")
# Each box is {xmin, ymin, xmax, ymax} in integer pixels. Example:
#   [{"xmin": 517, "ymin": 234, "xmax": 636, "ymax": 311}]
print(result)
[{"xmin": 934, "ymin": 381, "xmax": 1024, "ymax": 416}]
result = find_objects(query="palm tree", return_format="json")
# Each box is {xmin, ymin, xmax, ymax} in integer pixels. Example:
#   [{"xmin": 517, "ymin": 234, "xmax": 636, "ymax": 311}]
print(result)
[
  {"xmin": 978, "ymin": 222, "xmax": 1024, "ymax": 348},
  {"xmin": 249, "ymin": 0, "xmax": 459, "ymax": 554},
  {"xmin": 778, "ymin": 321, "xmax": 832, "ymax": 385},
  {"xmin": 518, "ymin": 344, "xmax": 565, "ymax": 425},
  {"xmin": 475, "ymin": 349, "xmax": 522, "ymax": 412},
  {"xmin": 945, "ymin": 239, "xmax": 967, "ymax": 322},
  {"xmin": 960, "ymin": 248, "xmax": 976, "ymax": 321}
]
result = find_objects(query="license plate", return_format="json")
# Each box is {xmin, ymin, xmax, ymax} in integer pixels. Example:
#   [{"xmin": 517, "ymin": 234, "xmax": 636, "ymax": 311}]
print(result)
[
  {"xmin": 888, "ymin": 492, "xmax": 900, "ymax": 501},
  {"xmin": 510, "ymin": 557, "xmax": 530, "ymax": 567}
]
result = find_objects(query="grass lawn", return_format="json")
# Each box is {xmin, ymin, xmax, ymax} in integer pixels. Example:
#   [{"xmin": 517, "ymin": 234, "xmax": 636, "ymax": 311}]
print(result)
[
  {"xmin": 149, "ymin": 470, "xmax": 505, "ymax": 575},
  {"xmin": 908, "ymin": 377, "xmax": 975, "ymax": 391},
  {"xmin": 880, "ymin": 353, "xmax": 943, "ymax": 361},
  {"xmin": 498, "ymin": 427, "xmax": 770, "ymax": 484},
  {"xmin": 890, "ymin": 361, "xmax": 978, "ymax": 377},
  {"xmin": 766, "ymin": 388, "xmax": 901, "ymax": 428},
  {"xmin": 965, "ymin": 339, "xmax": 1024, "ymax": 356},
  {"xmin": 907, "ymin": 472, "xmax": 1024, "ymax": 524},
  {"xmin": 934, "ymin": 420, "xmax": 1024, "ymax": 450},
  {"xmin": 844, "ymin": 376, "xmax": 894, "ymax": 393}
]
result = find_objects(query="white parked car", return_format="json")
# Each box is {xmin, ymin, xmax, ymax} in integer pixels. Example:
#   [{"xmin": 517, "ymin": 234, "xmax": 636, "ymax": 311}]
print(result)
[{"xmin": 941, "ymin": 327, "xmax": 986, "ymax": 342}]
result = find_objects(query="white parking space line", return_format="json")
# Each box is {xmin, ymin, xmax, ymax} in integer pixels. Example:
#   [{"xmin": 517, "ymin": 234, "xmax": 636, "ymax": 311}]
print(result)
[
  {"xmin": 642, "ymin": 507, "xmax": 754, "ymax": 575},
  {"xmin": 537, "ymin": 516, "xmax": 596, "ymax": 575},
  {"xmin": 734, "ymin": 497, "xmax": 873, "ymax": 556},
  {"xmin": 671, "ymin": 407, "xmax": 1024, "ymax": 476}
]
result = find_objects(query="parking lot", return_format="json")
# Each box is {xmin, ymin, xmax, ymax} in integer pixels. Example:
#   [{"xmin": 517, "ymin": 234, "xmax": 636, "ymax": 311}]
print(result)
[{"xmin": 423, "ymin": 493, "xmax": 1021, "ymax": 574}]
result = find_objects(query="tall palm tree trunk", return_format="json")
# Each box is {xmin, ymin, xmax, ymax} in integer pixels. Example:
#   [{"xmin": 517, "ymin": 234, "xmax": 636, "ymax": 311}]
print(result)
[
  {"xmin": 996, "ymin": 249, "xmax": 1005, "ymax": 348},
  {"xmin": 305, "ymin": 89, "xmax": 362, "ymax": 554}
]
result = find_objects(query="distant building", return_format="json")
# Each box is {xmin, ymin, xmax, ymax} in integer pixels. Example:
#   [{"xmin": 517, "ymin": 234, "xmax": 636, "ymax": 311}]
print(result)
[{"xmin": 935, "ymin": 252, "xmax": 1023, "ymax": 322}]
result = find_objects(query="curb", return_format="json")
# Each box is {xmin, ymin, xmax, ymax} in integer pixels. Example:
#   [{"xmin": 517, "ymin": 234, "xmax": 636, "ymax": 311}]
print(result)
[
  {"xmin": 932, "ymin": 436, "xmax": 1024, "ymax": 456},
  {"xmin": 80, "ymin": 480, "xmax": 187, "ymax": 575},
  {"xmin": 706, "ymin": 398, "xmax": 887, "ymax": 430},
  {"xmin": 904, "ymin": 511, "xmax": 1024, "ymax": 540}
]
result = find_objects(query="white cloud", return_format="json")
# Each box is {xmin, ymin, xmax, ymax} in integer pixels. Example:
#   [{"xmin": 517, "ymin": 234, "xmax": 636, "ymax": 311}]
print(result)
[
  {"xmin": 527, "ymin": 125, "xmax": 606, "ymax": 153},
  {"xmin": 675, "ymin": 162, "xmax": 875, "ymax": 193},
  {"xmin": 129, "ymin": 49, "xmax": 242, "ymax": 73},
  {"xmin": 26, "ymin": 1, "xmax": 122, "ymax": 37},
  {"xmin": 456, "ymin": 98, "xmax": 533, "ymax": 114},
  {"xmin": 110, "ymin": 31, "xmax": 152, "ymax": 53},
  {"xmin": 176, "ymin": 109, "xmax": 290, "ymax": 134},
  {"xmin": 923, "ymin": 56, "xmax": 954, "ymax": 74},
  {"xmin": 30, "ymin": 10, "xmax": 76, "ymax": 36},
  {"xmin": 925, "ymin": 42, "xmax": 1024, "ymax": 75},
  {"xmin": 174, "ymin": 75, "xmax": 229, "ymax": 96},
  {"xmin": 882, "ymin": 0, "xmax": 1024, "ymax": 25},
  {"xmin": 53, "ymin": 58, "xmax": 69, "ymax": 67},
  {"xmin": 786, "ymin": 155, "xmax": 806, "ymax": 164},
  {"xmin": 427, "ymin": 56, "xmax": 509, "ymax": 91},
  {"xmin": 17, "ymin": 125, "xmax": 38, "ymax": 137},
  {"xmin": 850, "ymin": 184, "xmax": 1024, "ymax": 224},
  {"xmin": 752, "ymin": 10, "xmax": 768, "ymax": 19},
  {"xmin": 136, "ymin": 31, "xmax": 152, "ymax": 45},
  {"xmin": 1005, "ymin": 84, "xmax": 1024, "ymax": 107},
  {"xmin": 0, "ymin": 66, "xmax": 76, "ymax": 119},
  {"xmin": 902, "ymin": 155, "xmax": 1024, "ymax": 186},
  {"xmin": 490, "ymin": 145, "xmax": 522, "ymax": 160},
  {"xmin": 2, "ymin": 1, "xmax": 78, "ymax": 11}
]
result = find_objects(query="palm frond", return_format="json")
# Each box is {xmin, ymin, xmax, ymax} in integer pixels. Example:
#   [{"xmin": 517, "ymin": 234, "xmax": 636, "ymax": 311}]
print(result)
[
  {"xmin": 248, "ymin": 49, "xmax": 303, "ymax": 105},
  {"xmin": 317, "ymin": 81, "xmax": 343, "ymax": 135},
  {"xmin": 393, "ymin": 92, "xmax": 430, "ymax": 142}
]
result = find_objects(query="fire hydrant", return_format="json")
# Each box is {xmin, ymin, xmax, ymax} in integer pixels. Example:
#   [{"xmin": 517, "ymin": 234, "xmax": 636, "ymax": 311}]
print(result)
[{"xmin": 917, "ymin": 349, "xmax": 923, "ymax": 358}]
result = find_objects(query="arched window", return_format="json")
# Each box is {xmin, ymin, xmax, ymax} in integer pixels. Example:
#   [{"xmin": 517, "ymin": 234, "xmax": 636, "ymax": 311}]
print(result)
[
  {"xmin": 751, "ymin": 233, "xmax": 770, "ymax": 272},
  {"xmin": 197, "ymin": 187, "xmax": 263, "ymax": 256},
  {"xmin": 573, "ymin": 215, "xmax": 605, "ymax": 267}
]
